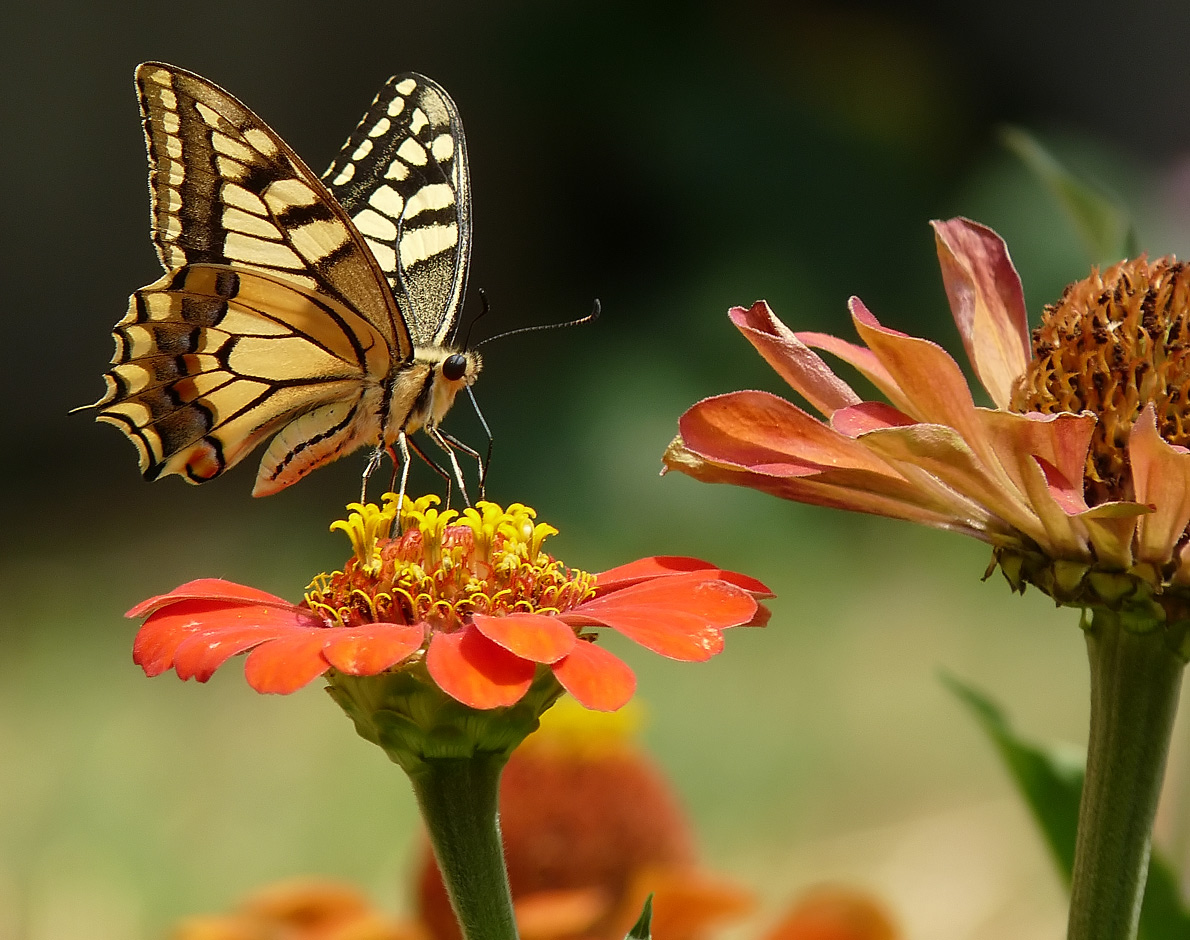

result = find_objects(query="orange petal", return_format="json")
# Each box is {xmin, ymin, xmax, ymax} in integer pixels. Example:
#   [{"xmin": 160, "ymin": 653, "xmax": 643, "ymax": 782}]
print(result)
[
  {"xmin": 243, "ymin": 633, "xmax": 333, "ymax": 694},
  {"xmin": 596, "ymin": 557, "xmax": 773, "ymax": 597},
  {"xmin": 514, "ymin": 888, "xmax": 610, "ymax": 940},
  {"xmin": 729, "ymin": 301, "xmax": 861, "ymax": 417},
  {"xmin": 1129, "ymin": 403, "xmax": 1190, "ymax": 564},
  {"xmin": 133, "ymin": 600, "xmax": 312, "ymax": 676},
  {"xmin": 795, "ymin": 331, "xmax": 915, "ymax": 416},
  {"xmin": 127, "ymin": 578, "xmax": 295, "ymax": 618},
  {"xmin": 932, "ymin": 218, "xmax": 1030, "ymax": 409},
  {"xmin": 678, "ymin": 391, "xmax": 899, "ymax": 477},
  {"xmin": 763, "ymin": 884, "xmax": 900, "ymax": 940},
  {"xmin": 472, "ymin": 613, "xmax": 577, "ymax": 664},
  {"xmin": 426, "ymin": 627, "xmax": 536, "ymax": 709},
  {"xmin": 666, "ymin": 433, "xmax": 995, "ymax": 537},
  {"xmin": 552, "ymin": 641, "xmax": 636, "ymax": 711},
  {"xmin": 322, "ymin": 623, "xmax": 426, "ymax": 675},
  {"xmin": 849, "ymin": 297, "xmax": 982, "ymax": 436},
  {"xmin": 173, "ymin": 623, "xmax": 313, "ymax": 681}
]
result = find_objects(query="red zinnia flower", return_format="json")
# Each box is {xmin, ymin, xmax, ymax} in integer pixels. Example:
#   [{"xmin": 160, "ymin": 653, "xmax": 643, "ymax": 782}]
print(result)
[{"xmin": 131, "ymin": 497, "xmax": 771, "ymax": 713}]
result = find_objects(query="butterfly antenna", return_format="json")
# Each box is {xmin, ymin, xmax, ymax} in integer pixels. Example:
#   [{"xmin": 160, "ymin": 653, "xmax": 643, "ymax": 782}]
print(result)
[
  {"xmin": 460, "ymin": 289, "xmax": 491, "ymax": 352},
  {"xmin": 476, "ymin": 299, "xmax": 600, "ymax": 348}
]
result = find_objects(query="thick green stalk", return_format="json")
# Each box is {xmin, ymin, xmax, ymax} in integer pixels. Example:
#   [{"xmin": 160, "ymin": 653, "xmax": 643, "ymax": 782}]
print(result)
[
  {"xmin": 408, "ymin": 755, "xmax": 519, "ymax": 940},
  {"xmin": 1068, "ymin": 612, "xmax": 1186, "ymax": 940}
]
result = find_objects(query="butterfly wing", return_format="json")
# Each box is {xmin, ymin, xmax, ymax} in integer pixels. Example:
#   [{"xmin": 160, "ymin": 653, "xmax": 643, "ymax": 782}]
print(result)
[
  {"xmin": 96, "ymin": 264, "xmax": 393, "ymax": 495},
  {"xmin": 323, "ymin": 73, "xmax": 472, "ymax": 347},
  {"xmin": 96, "ymin": 62, "xmax": 415, "ymax": 494},
  {"xmin": 135, "ymin": 61, "xmax": 413, "ymax": 361}
]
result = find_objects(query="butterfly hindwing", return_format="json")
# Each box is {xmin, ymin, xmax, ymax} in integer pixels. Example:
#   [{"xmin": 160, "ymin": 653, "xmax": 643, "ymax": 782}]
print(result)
[
  {"xmin": 136, "ymin": 62, "xmax": 413, "ymax": 360},
  {"xmin": 96, "ymin": 264, "xmax": 393, "ymax": 493},
  {"xmin": 323, "ymin": 73, "xmax": 472, "ymax": 347}
]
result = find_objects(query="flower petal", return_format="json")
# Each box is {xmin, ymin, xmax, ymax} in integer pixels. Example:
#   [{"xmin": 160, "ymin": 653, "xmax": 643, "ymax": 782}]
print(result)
[
  {"xmin": 596, "ymin": 557, "xmax": 773, "ymax": 597},
  {"xmin": 564, "ymin": 572, "xmax": 754, "ymax": 661},
  {"xmin": 173, "ymin": 622, "xmax": 312, "ymax": 681},
  {"xmin": 728, "ymin": 301, "xmax": 861, "ymax": 417},
  {"xmin": 322, "ymin": 623, "xmax": 427, "ymax": 675},
  {"xmin": 1129, "ymin": 404, "xmax": 1190, "ymax": 565},
  {"xmin": 551, "ymin": 641, "xmax": 636, "ymax": 711},
  {"xmin": 794, "ymin": 331, "xmax": 915, "ymax": 416},
  {"xmin": 132, "ymin": 600, "xmax": 310, "ymax": 677},
  {"xmin": 471, "ymin": 613, "xmax": 577, "ymax": 664},
  {"xmin": 243, "ymin": 633, "xmax": 333, "ymax": 694},
  {"xmin": 127, "ymin": 578, "xmax": 295, "ymax": 618},
  {"xmin": 677, "ymin": 390, "xmax": 899, "ymax": 477},
  {"xmin": 932, "ymin": 218, "xmax": 1031, "ymax": 409},
  {"xmin": 426, "ymin": 627, "xmax": 536, "ymax": 709},
  {"xmin": 849, "ymin": 296, "xmax": 982, "ymax": 433}
]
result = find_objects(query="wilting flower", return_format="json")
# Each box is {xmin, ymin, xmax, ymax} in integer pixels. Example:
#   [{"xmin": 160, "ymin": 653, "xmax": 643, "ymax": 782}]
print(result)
[
  {"xmin": 131, "ymin": 495, "xmax": 770, "ymax": 770},
  {"xmin": 417, "ymin": 699, "xmax": 753, "ymax": 940},
  {"xmin": 665, "ymin": 218, "xmax": 1190, "ymax": 623}
]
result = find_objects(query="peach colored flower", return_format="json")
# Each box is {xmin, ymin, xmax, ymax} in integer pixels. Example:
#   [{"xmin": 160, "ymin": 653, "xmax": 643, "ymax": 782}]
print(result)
[{"xmin": 665, "ymin": 218, "xmax": 1190, "ymax": 616}]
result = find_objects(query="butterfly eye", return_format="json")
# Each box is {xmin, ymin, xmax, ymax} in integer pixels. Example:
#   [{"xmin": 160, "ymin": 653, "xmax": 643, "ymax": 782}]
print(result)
[{"xmin": 442, "ymin": 354, "xmax": 469, "ymax": 381}]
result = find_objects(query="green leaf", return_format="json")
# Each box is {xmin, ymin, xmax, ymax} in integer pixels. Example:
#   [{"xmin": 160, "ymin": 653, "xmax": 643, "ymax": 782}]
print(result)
[
  {"xmin": 1001, "ymin": 126, "xmax": 1135, "ymax": 265},
  {"xmin": 943, "ymin": 673, "xmax": 1190, "ymax": 940},
  {"xmin": 626, "ymin": 894, "xmax": 654, "ymax": 940}
]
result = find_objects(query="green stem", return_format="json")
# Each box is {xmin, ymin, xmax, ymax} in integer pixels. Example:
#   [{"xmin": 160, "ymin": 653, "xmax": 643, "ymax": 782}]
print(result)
[
  {"xmin": 1068, "ymin": 611, "xmax": 1186, "ymax": 940},
  {"xmin": 408, "ymin": 754, "xmax": 519, "ymax": 940}
]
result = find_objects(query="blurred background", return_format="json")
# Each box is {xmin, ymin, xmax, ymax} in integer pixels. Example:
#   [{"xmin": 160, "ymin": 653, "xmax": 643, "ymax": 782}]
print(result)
[{"xmin": 5, "ymin": 1, "xmax": 1190, "ymax": 937}]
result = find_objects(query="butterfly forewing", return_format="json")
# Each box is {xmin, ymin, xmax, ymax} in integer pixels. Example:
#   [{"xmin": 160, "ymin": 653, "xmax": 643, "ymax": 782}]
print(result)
[
  {"xmin": 323, "ymin": 73, "xmax": 472, "ymax": 346},
  {"xmin": 136, "ymin": 62, "xmax": 412, "ymax": 359}
]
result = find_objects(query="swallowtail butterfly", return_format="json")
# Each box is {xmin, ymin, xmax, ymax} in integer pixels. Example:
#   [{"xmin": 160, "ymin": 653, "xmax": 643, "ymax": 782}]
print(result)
[{"xmin": 93, "ymin": 62, "xmax": 480, "ymax": 497}]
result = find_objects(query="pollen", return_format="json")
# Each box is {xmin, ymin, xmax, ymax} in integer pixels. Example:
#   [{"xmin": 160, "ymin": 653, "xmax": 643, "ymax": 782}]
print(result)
[
  {"xmin": 305, "ymin": 495, "xmax": 596, "ymax": 633},
  {"xmin": 1010, "ymin": 256, "xmax": 1190, "ymax": 505}
]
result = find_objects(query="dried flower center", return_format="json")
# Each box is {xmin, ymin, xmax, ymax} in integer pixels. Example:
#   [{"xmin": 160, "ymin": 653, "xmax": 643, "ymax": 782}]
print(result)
[
  {"xmin": 1010, "ymin": 257, "xmax": 1190, "ymax": 505},
  {"xmin": 303, "ymin": 495, "xmax": 596, "ymax": 633}
]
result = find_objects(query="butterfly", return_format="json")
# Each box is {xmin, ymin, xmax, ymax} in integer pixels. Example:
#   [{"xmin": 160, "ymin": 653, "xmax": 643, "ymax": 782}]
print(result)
[{"xmin": 93, "ymin": 62, "xmax": 482, "ymax": 498}]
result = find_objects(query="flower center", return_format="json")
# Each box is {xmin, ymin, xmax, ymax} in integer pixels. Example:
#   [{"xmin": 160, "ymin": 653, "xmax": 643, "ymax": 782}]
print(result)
[
  {"xmin": 304, "ymin": 496, "xmax": 596, "ymax": 633},
  {"xmin": 1010, "ymin": 257, "xmax": 1190, "ymax": 505}
]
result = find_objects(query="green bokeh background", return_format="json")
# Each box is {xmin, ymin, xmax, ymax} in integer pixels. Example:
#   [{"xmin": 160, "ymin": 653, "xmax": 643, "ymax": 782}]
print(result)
[{"xmin": 6, "ymin": 2, "xmax": 1190, "ymax": 937}]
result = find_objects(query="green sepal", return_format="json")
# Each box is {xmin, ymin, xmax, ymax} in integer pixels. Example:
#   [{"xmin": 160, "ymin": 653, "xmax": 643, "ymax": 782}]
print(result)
[
  {"xmin": 326, "ymin": 660, "xmax": 565, "ymax": 774},
  {"xmin": 626, "ymin": 894, "xmax": 654, "ymax": 940},
  {"xmin": 943, "ymin": 673, "xmax": 1190, "ymax": 939},
  {"xmin": 1000, "ymin": 126, "xmax": 1135, "ymax": 265}
]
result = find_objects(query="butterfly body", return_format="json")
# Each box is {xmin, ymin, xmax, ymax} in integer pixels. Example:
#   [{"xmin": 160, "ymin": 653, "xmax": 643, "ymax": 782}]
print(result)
[{"xmin": 95, "ymin": 63, "xmax": 480, "ymax": 496}]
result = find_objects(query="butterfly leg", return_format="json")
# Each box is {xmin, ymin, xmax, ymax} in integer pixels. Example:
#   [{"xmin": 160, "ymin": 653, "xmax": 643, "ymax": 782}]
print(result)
[
  {"xmin": 405, "ymin": 433, "xmax": 458, "ymax": 507},
  {"xmin": 463, "ymin": 386, "xmax": 493, "ymax": 500},
  {"xmin": 360, "ymin": 444, "xmax": 386, "ymax": 503},
  {"xmin": 439, "ymin": 430, "xmax": 487, "ymax": 503},
  {"xmin": 426, "ymin": 426, "xmax": 477, "ymax": 509}
]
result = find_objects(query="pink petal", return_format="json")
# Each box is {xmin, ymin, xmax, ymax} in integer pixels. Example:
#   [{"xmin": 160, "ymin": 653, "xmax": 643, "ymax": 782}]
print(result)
[
  {"xmin": 425, "ymin": 627, "xmax": 536, "ymax": 709},
  {"xmin": 595, "ymin": 557, "xmax": 773, "ymax": 598},
  {"xmin": 728, "ymin": 301, "xmax": 861, "ymax": 417},
  {"xmin": 243, "ymin": 633, "xmax": 333, "ymax": 694},
  {"xmin": 127, "ymin": 578, "xmax": 295, "ymax": 618},
  {"xmin": 677, "ymin": 391, "xmax": 898, "ymax": 478},
  {"xmin": 794, "ymin": 331, "xmax": 915, "ymax": 416},
  {"xmin": 471, "ymin": 613, "xmax": 577, "ymax": 664},
  {"xmin": 849, "ymin": 297, "xmax": 982, "ymax": 435},
  {"xmin": 322, "ymin": 622, "xmax": 426, "ymax": 675},
  {"xmin": 665, "ymin": 433, "xmax": 996, "ymax": 537},
  {"xmin": 1129, "ymin": 404, "xmax": 1190, "ymax": 564},
  {"xmin": 932, "ymin": 218, "xmax": 1031, "ymax": 409},
  {"xmin": 831, "ymin": 402, "xmax": 915, "ymax": 436},
  {"xmin": 552, "ymin": 641, "xmax": 636, "ymax": 711}
]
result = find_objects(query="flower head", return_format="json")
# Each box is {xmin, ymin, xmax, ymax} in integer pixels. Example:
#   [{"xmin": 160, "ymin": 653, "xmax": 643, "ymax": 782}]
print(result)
[
  {"xmin": 131, "ymin": 496, "xmax": 770, "ymax": 767},
  {"xmin": 665, "ymin": 218, "xmax": 1190, "ymax": 630}
]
